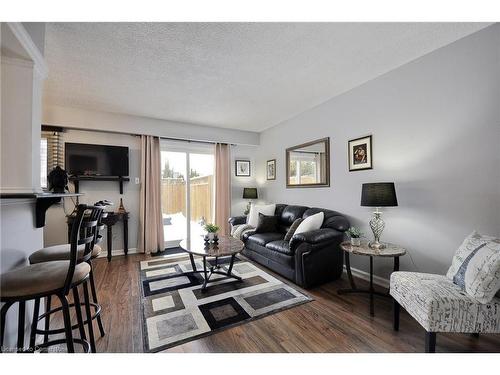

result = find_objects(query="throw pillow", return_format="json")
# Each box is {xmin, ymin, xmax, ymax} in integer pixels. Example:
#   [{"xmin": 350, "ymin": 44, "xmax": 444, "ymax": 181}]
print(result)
[
  {"xmin": 446, "ymin": 231, "xmax": 500, "ymax": 304},
  {"xmin": 255, "ymin": 213, "xmax": 278, "ymax": 233},
  {"xmin": 284, "ymin": 218, "xmax": 304, "ymax": 241},
  {"xmin": 247, "ymin": 203, "xmax": 276, "ymax": 228},
  {"xmin": 294, "ymin": 212, "xmax": 324, "ymax": 236}
]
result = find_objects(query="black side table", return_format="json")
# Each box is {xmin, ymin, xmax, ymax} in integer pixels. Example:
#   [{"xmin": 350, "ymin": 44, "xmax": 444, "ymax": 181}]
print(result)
[
  {"xmin": 337, "ymin": 241, "xmax": 406, "ymax": 316},
  {"xmin": 67, "ymin": 211, "xmax": 129, "ymax": 262}
]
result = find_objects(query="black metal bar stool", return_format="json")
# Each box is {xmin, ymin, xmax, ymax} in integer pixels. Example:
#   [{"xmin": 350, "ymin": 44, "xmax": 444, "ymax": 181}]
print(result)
[
  {"xmin": 0, "ymin": 204, "xmax": 102, "ymax": 353},
  {"xmin": 28, "ymin": 210, "xmax": 107, "ymax": 351}
]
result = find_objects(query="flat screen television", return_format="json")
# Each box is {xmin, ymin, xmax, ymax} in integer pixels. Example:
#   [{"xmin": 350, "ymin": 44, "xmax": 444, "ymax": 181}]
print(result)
[{"xmin": 65, "ymin": 142, "xmax": 129, "ymax": 177}]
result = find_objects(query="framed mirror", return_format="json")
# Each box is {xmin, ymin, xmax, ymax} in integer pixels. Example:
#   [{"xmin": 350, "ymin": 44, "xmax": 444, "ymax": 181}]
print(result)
[{"xmin": 286, "ymin": 137, "xmax": 330, "ymax": 188}]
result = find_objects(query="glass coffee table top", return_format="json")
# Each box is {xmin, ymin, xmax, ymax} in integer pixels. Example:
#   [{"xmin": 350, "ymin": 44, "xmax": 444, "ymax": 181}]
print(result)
[{"xmin": 179, "ymin": 236, "xmax": 244, "ymax": 257}]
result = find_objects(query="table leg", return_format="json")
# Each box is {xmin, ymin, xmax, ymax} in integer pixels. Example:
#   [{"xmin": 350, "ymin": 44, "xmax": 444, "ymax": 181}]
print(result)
[
  {"xmin": 189, "ymin": 253, "xmax": 197, "ymax": 272},
  {"xmin": 107, "ymin": 225, "xmax": 112, "ymax": 262},
  {"xmin": 227, "ymin": 254, "xmax": 235, "ymax": 275},
  {"xmin": 369, "ymin": 256, "xmax": 374, "ymax": 316},
  {"xmin": 17, "ymin": 301, "xmax": 25, "ymax": 352},
  {"xmin": 394, "ymin": 256, "xmax": 400, "ymax": 272},
  {"xmin": 201, "ymin": 256, "xmax": 208, "ymax": 292},
  {"xmin": 123, "ymin": 217, "xmax": 128, "ymax": 256},
  {"xmin": 345, "ymin": 251, "xmax": 356, "ymax": 289}
]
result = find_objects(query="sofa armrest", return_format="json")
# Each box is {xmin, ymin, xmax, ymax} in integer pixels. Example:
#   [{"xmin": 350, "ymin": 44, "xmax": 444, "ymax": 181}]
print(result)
[
  {"xmin": 228, "ymin": 215, "xmax": 247, "ymax": 226},
  {"xmin": 290, "ymin": 228, "xmax": 343, "ymax": 251},
  {"xmin": 292, "ymin": 228, "xmax": 345, "ymax": 288}
]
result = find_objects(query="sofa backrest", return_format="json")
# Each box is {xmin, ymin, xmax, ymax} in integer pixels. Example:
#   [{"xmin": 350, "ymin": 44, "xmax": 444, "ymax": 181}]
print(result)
[
  {"xmin": 275, "ymin": 204, "xmax": 308, "ymax": 234},
  {"xmin": 273, "ymin": 204, "xmax": 349, "ymax": 234}
]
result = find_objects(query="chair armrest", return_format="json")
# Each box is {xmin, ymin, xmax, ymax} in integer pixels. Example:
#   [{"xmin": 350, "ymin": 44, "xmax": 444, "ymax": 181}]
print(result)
[
  {"xmin": 290, "ymin": 228, "xmax": 343, "ymax": 251},
  {"xmin": 228, "ymin": 216, "xmax": 247, "ymax": 226}
]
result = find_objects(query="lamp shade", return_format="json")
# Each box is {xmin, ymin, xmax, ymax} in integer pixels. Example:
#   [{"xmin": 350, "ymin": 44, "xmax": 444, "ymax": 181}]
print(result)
[
  {"xmin": 361, "ymin": 182, "xmax": 398, "ymax": 207},
  {"xmin": 243, "ymin": 187, "xmax": 258, "ymax": 199}
]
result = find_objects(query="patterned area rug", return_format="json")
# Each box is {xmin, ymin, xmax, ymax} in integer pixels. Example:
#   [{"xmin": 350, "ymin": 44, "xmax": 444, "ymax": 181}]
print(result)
[{"xmin": 139, "ymin": 252, "xmax": 312, "ymax": 352}]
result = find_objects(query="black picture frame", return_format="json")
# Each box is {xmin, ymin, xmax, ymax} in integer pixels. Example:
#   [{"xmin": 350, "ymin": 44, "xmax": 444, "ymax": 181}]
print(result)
[
  {"xmin": 348, "ymin": 135, "xmax": 373, "ymax": 171},
  {"xmin": 266, "ymin": 159, "xmax": 276, "ymax": 180},
  {"xmin": 235, "ymin": 160, "xmax": 251, "ymax": 176}
]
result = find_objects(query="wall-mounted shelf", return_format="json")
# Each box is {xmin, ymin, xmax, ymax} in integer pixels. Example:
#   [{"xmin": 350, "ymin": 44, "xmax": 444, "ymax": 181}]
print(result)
[
  {"xmin": 0, "ymin": 192, "xmax": 83, "ymax": 228},
  {"xmin": 69, "ymin": 176, "xmax": 130, "ymax": 194}
]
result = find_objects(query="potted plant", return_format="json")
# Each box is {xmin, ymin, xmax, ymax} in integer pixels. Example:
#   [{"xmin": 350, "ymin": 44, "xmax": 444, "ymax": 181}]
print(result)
[
  {"xmin": 347, "ymin": 226, "xmax": 363, "ymax": 246},
  {"xmin": 204, "ymin": 223, "xmax": 220, "ymax": 242}
]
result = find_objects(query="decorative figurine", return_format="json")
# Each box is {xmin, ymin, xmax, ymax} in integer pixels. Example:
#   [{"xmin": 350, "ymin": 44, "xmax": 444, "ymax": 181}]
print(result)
[{"xmin": 118, "ymin": 198, "xmax": 126, "ymax": 213}]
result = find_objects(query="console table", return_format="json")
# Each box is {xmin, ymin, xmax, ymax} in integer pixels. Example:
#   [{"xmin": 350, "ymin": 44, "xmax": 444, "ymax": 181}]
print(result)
[{"xmin": 67, "ymin": 211, "xmax": 129, "ymax": 262}]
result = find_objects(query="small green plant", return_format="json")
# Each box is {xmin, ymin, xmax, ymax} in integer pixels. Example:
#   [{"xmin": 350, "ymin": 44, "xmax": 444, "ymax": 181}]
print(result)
[
  {"xmin": 204, "ymin": 223, "xmax": 220, "ymax": 233},
  {"xmin": 347, "ymin": 226, "xmax": 363, "ymax": 238}
]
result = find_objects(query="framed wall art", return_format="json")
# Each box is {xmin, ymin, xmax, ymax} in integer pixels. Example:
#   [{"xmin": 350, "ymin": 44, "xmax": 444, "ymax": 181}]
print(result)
[
  {"xmin": 348, "ymin": 135, "xmax": 372, "ymax": 171},
  {"xmin": 235, "ymin": 160, "xmax": 251, "ymax": 176},
  {"xmin": 266, "ymin": 159, "xmax": 276, "ymax": 180}
]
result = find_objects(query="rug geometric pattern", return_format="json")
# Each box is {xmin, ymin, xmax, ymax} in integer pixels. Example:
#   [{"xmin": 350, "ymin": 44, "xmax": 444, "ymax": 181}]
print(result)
[{"xmin": 139, "ymin": 253, "xmax": 312, "ymax": 352}]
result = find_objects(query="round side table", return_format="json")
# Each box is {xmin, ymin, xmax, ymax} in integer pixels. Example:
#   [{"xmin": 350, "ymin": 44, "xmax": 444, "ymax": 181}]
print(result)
[{"xmin": 338, "ymin": 240, "xmax": 406, "ymax": 316}]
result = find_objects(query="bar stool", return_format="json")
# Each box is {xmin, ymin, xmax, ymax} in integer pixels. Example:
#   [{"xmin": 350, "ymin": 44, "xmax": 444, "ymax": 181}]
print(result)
[
  {"xmin": 0, "ymin": 204, "xmax": 101, "ymax": 353},
  {"xmin": 28, "ymin": 211, "xmax": 107, "ymax": 348}
]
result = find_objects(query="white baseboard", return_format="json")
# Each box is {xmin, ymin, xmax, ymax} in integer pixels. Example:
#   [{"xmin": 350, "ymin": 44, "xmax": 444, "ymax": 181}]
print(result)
[
  {"xmin": 96, "ymin": 247, "xmax": 139, "ymax": 258},
  {"xmin": 344, "ymin": 265, "xmax": 390, "ymax": 289}
]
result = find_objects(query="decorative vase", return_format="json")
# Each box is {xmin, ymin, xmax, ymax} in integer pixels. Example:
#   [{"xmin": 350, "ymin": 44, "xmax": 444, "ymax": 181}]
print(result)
[
  {"xmin": 207, "ymin": 233, "xmax": 215, "ymax": 241},
  {"xmin": 351, "ymin": 237, "xmax": 361, "ymax": 246}
]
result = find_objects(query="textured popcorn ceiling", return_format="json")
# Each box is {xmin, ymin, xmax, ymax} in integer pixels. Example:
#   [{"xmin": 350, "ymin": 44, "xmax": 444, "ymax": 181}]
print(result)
[{"xmin": 43, "ymin": 23, "xmax": 490, "ymax": 132}]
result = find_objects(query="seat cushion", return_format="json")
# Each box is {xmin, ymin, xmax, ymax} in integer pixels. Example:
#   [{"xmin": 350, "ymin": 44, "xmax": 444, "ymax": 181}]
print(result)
[
  {"xmin": 246, "ymin": 232, "xmax": 284, "ymax": 247},
  {"xmin": 29, "ymin": 244, "xmax": 102, "ymax": 264},
  {"xmin": 245, "ymin": 241, "xmax": 294, "ymax": 268},
  {"xmin": 390, "ymin": 271, "xmax": 500, "ymax": 333},
  {"xmin": 265, "ymin": 240, "xmax": 293, "ymax": 256},
  {"xmin": 1, "ymin": 261, "xmax": 91, "ymax": 298}
]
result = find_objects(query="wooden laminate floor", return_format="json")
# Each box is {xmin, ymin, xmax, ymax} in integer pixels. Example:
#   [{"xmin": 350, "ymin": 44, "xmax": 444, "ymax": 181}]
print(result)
[{"xmin": 51, "ymin": 253, "xmax": 500, "ymax": 353}]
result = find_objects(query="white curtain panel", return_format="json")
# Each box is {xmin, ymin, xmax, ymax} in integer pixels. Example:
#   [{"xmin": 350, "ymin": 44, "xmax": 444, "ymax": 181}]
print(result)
[
  {"xmin": 139, "ymin": 135, "xmax": 164, "ymax": 253},
  {"xmin": 214, "ymin": 143, "xmax": 231, "ymax": 235}
]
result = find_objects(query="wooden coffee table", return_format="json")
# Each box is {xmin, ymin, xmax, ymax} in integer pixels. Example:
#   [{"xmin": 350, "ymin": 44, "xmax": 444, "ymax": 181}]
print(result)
[{"xmin": 179, "ymin": 236, "xmax": 245, "ymax": 292}]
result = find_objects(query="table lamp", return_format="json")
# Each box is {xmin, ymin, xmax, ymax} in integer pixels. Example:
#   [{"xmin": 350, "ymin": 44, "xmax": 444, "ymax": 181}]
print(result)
[
  {"xmin": 243, "ymin": 187, "xmax": 258, "ymax": 215},
  {"xmin": 361, "ymin": 182, "xmax": 398, "ymax": 249}
]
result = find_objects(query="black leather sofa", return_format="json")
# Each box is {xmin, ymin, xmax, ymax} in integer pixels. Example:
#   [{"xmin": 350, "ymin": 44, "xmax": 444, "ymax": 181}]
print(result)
[{"xmin": 228, "ymin": 204, "xmax": 349, "ymax": 288}]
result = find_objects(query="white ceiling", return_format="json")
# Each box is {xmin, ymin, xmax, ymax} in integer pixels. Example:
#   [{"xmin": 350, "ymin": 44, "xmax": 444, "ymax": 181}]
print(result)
[{"xmin": 43, "ymin": 22, "xmax": 490, "ymax": 132}]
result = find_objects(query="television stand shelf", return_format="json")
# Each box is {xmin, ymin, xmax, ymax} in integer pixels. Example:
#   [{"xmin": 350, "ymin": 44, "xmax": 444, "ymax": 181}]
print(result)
[{"xmin": 69, "ymin": 176, "xmax": 130, "ymax": 194}]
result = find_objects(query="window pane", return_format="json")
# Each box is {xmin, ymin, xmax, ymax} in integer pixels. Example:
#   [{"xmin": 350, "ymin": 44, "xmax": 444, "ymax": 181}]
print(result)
[
  {"xmin": 161, "ymin": 151, "xmax": 187, "ymax": 247},
  {"xmin": 40, "ymin": 138, "xmax": 48, "ymax": 188},
  {"xmin": 189, "ymin": 153, "xmax": 214, "ymax": 239}
]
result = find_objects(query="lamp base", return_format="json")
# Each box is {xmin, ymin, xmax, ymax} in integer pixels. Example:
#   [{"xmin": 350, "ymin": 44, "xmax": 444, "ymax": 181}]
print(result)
[
  {"xmin": 368, "ymin": 241, "xmax": 386, "ymax": 250},
  {"xmin": 369, "ymin": 209, "xmax": 386, "ymax": 250}
]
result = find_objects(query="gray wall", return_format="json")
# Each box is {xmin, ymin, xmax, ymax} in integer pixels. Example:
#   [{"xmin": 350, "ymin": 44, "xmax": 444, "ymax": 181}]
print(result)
[
  {"xmin": 44, "ymin": 129, "xmax": 141, "ymax": 254},
  {"xmin": 254, "ymin": 25, "xmax": 500, "ymax": 280},
  {"xmin": 231, "ymin": 144, "xmax": 260, "ymax": 216}
]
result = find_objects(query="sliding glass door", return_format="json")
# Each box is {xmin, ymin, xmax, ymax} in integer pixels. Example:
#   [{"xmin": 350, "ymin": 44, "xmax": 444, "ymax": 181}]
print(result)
[{"xmin": 160, "ymin": 140, "xmax": 215, "ymax": 248}]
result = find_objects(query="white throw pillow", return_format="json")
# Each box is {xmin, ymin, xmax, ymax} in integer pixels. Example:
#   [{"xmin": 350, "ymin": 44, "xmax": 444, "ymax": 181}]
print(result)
[
  {"xmin": 446, "ymin": 231, "xmax": 500, "ymax": 304},
  {"xmin": 294, "ymin": 212, "xmax": 324, "ymax": 236},
  {"xmin": 247, "ymin": 204, "xmax": 276, "ymax": 228}
]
